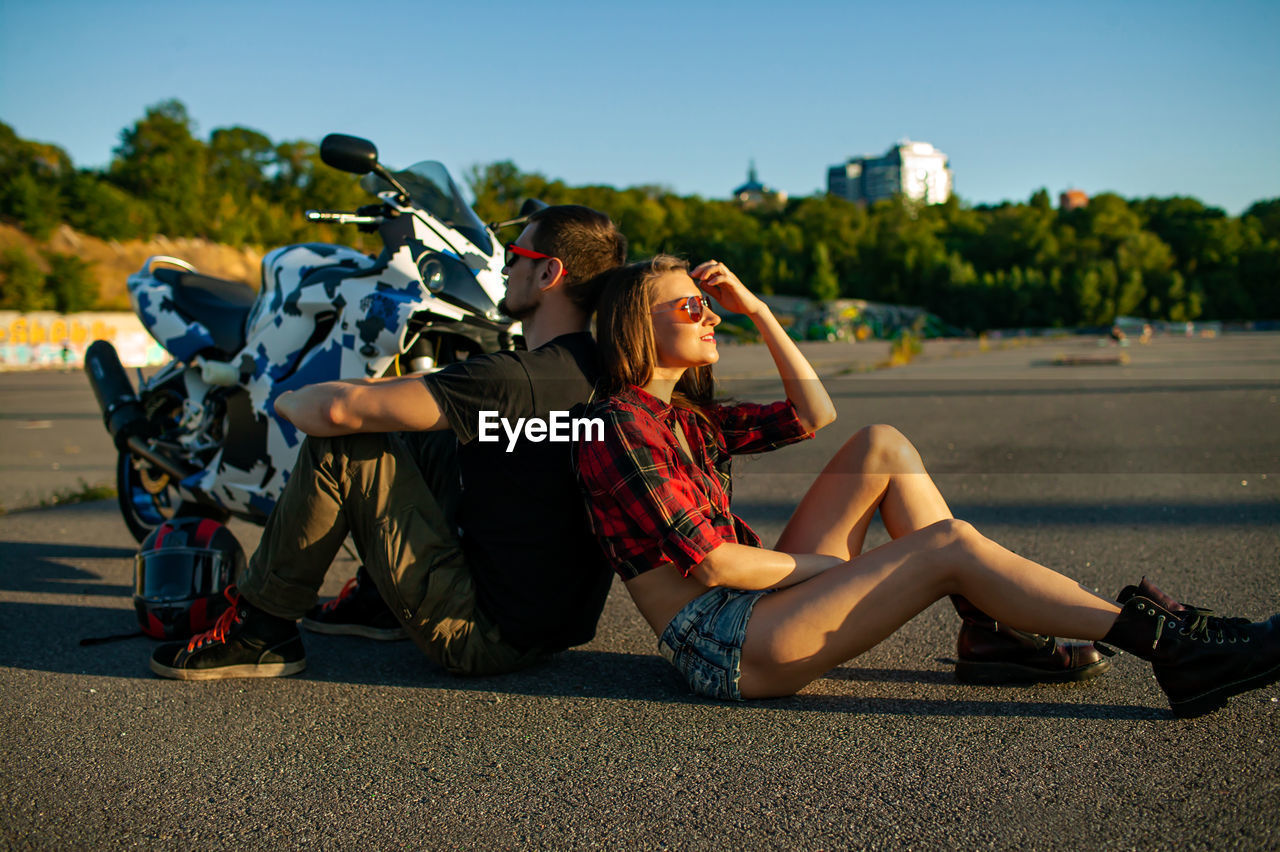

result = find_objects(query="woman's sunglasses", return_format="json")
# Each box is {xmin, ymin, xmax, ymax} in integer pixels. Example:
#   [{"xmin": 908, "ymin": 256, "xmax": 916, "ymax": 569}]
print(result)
[
  {"xmin": 504, "ymin": 242, "xmax": 557, "ymax": 268},
  {"xmin": 652, "ymin": 295, "xmax": 713, "ymax": 322}
]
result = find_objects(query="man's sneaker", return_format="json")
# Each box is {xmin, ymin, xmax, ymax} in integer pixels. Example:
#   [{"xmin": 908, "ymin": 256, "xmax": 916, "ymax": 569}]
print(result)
[
  {"xmin": 301, "ymin": 572, "xmax": 407, "ymax": 641},
  {"xmin": 150, "ymin": 586, "xmax": 306, "ymax": 681},
  {"xmin": 955, "ymin": 618, "xmax": 1111, "ymax": 684}
]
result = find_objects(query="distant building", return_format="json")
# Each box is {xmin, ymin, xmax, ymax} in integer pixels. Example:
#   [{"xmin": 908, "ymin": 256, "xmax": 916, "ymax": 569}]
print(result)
[
  {"xmin": 1059, "ymin": 188, "xmax": 1089, "ymax": 211},
  {"xmin": 828, "ymin": 140, "xmax": 953, "ymax": 205},
  {"xmin": 733, "ymin": 160, "xmax": 787, "ymax": 209}
]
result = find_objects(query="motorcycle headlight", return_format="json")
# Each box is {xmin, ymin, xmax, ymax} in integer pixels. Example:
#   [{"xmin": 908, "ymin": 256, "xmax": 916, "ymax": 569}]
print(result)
[{"xmin": 418, "ymin": 257, "xmax": 445, "ymax": 293}]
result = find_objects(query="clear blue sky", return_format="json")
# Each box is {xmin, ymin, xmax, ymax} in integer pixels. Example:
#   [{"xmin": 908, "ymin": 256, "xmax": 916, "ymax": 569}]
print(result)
[{"xmin": 2, "ymin": 0, "xmax": 1277, "ymax": 214}]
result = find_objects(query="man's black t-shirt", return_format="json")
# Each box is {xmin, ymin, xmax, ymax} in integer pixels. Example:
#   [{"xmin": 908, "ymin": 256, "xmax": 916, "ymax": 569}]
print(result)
[{"xmin": 420, "ymin": 332, "xmax": 612, "ymax": 651}]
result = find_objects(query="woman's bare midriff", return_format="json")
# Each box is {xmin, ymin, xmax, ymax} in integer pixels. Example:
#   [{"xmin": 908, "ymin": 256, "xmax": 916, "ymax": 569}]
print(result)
[{"xmin": 624, "ymin": 563, "xmax": 711, "ymax": 636}]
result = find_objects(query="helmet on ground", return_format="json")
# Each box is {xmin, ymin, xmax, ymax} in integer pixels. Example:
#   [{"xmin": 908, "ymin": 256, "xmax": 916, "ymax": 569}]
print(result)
[{"xmin": 133, "ymin": 517, "xmax": 244, "ymax": 639}]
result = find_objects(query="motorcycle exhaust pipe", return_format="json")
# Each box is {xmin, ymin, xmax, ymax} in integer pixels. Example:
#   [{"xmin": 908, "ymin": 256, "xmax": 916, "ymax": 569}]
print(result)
[
  {"xmin": 85, "ymin": 342, "xmax": 218, "ymax": 512},
  {"xmin": 84, "ymin": 340, "xmax": 148, "ymax": 451},
  {"xmin": 122, "ymin": 435, "xmax": 192, "ymax": 482},
  {"xmin": 84, "ymin": 342, "xmax": 204, "ymax": 488}
]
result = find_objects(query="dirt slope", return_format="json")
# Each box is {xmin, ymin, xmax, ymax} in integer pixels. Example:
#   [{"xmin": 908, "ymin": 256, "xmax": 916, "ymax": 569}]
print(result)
[{"xmin": 0, "ymin": 223, "xmax": 263, "ymax": 309}]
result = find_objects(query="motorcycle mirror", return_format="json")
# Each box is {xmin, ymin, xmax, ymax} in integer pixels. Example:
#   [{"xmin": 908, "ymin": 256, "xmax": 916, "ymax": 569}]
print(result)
[
  {"xmin": 320, "ymin": 134, "xmax": 379, "ymax": 174},
  {"xmin": 321, "ymin": 133, "xmax": 412, "ymax": 205},
  {"xmin": 487, "ymin": 199, "xmax": 551, "ymax": 233}
]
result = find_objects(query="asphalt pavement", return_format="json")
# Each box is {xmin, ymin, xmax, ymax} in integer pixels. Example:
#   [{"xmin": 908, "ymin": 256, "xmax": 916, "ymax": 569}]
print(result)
[{"xmin": 1, "ymin": 333, "xmax": 1278, "ymax": 849}]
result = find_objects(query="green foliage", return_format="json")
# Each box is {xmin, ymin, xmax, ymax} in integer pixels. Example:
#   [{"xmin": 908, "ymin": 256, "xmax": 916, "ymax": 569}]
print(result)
[
  {"xmin": 889, "ymin": 322, "xmax": 925, "ymax": 365},
  {"xmin": 2, "ymin": 107, "xmax": 1278, "ymax": 329},
  {"xmin": 0, "ymin": 246, "xmax": 51, "ymax": 311},
  {"xmin": 5, "ymin": 172, "xmax": 63, "ymax": 239},
  {"xmin": 0, "ymin": 247, "xmax": 98, "ymax": 312},
  {"xmin": 809, "ymin": 241, "xmax": 840, "ymax": 301},
  {"xmin": 61, "ymin": 170, "xmax": 157, "ymax": 239},
  {"xmin": 43, "ymin": 251, "xmax": 98, "ymax": 313},
  {"xmin": 0, "ymin": 122, "xmax": 71, "ymax": 239},
  {"xmin": 0, "ymin": 102, "xmax": 371, "ymax": 251},
  {"xmin": 1242, "ymin": 199, "xmax": 1280, "ymax": 241},
  {"xmin": 109, "ymin": 100, "xmax": 208, "ymax": 235},
  {"xmin": 39, "ymin": 478, "xmax": 116, "ymax": 509},
  {"xmin": 209, "ymin": 126, "xmax": 275, "ymax": 200}
]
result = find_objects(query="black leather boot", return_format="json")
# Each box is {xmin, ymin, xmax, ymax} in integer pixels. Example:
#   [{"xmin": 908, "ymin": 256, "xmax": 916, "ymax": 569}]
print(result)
[
  {"xmin": 1102, "ymin": 578, "xmax": 1280, "ymax": 718},
  {"xmin": 952, "ymin": 595, "xmax": 1110, "ymax": 684}
]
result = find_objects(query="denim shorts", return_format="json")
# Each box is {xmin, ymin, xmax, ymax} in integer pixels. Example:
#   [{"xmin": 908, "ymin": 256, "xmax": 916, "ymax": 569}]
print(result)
[{"xmin": 658, "ymin": 587, "xmax": 769, "ymax": 701}]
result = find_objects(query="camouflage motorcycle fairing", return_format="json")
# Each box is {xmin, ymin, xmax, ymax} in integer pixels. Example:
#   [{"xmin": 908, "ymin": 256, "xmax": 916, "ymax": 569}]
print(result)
[
  {"xmin": 128, "ymin": 267, "xmax": 219, "ymax": 363},
  {"xmin": 128, "ymin": 194, "xmax": 514, "ymax": 522}
]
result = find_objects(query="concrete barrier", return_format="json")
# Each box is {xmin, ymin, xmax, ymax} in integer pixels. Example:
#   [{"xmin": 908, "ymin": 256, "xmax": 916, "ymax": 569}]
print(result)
[{"xmin": 0, "ymin": 311, "xmax": 167, "ymax": 370}]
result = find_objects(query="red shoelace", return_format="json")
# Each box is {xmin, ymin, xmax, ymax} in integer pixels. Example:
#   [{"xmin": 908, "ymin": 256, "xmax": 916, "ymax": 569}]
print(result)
[
  {"xmin": 320, "ymin": 577, "xmax": 360, "ymax": 613},
  {"xmin": 186, "ymin": 585, "xmax": 244, "ymax": 652}
]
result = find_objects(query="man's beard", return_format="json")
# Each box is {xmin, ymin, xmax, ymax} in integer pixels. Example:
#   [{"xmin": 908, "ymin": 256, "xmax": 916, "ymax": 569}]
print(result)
[{"xmin": 498, "ymin": 293, "xmax": 538, "ymax": 320}]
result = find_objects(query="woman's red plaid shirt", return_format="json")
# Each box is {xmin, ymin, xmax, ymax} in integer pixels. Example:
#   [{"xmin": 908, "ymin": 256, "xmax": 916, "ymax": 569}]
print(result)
[{"xmin": 577, "ymin": 384, "xmax": 813, "ymax": 581}]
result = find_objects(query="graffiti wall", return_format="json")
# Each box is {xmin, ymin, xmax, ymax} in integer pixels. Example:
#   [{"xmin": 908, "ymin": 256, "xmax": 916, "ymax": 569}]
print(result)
[{"xmin": 0, "ymin": 311, "xmax": 167, "ymax": 370}]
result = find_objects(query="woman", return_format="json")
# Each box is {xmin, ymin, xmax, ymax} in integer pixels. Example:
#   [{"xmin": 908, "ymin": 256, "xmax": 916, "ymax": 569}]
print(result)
[{"xmin": 576, "ymin": 255, "xmax": 1280, "ymax": 718}]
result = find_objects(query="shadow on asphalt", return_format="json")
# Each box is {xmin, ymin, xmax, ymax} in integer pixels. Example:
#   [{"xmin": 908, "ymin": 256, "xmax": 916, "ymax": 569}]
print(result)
[
  {"xmin": 0, "ymin": 411, "xmax": 102, "ymax": 420},
  {"xmin": 0, "ymin": 540, "xmax": 136, "ymax": 594},
  {"xmin": 734, "ymin": 499, "xmax": 1280, "ymax": 527},
  {"xmin": 820, "ymin": 380, "xmax": 1280, "ymax": 399},
  {"xmin": 826, "ymin": 666, "xmax": 955, "ymax": 685},
  {"xmin": 0, "ymin": 601, "xmax": 1161, "ymax": 721}
]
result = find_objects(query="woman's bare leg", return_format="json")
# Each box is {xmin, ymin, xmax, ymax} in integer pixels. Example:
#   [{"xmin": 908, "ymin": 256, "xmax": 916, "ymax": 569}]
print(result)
[
  {"xmin": 738, "ymin": 519, "xmax": 1121, "ymax": 698},
  {"xmin": 772, "ymin": 423, "xmax": 979, "ymax": 627},
  {"xmin": 774, "ymin": 425, "xmax": 1082, "ymax": 632},
  {"xmin": 774, "ymin": 425, "xmax": 951, "ymax": 559}
]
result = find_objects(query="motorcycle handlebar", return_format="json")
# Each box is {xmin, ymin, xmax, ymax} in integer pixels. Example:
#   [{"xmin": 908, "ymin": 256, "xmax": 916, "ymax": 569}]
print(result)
[{"xmin": 305, "ymin": 209, "xmax": 385, "ymax": 225}]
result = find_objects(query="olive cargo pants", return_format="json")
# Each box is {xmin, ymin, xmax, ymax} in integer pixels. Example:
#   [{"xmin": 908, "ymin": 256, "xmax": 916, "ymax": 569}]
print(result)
[{"xmin": 237, "ymin": 431, "xmax": 545, "ymax": 675}]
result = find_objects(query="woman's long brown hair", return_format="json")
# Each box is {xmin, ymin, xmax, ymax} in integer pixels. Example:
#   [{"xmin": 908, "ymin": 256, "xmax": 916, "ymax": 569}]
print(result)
[{"xmin": 595, "ymin": 255, "xmax": 721, "ymax": 428}]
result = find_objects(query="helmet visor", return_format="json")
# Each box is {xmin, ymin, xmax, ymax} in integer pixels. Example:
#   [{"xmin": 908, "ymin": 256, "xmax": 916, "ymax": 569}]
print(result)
[{"xmin": 134, "ymin": 547, "xmax": 234, "ymax": 602}]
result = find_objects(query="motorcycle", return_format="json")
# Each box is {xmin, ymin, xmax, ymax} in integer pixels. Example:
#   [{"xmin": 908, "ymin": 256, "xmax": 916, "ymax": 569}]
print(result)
[{"xmin": 86, "ymin": 133, "xmax": 532, "ymax": 541}]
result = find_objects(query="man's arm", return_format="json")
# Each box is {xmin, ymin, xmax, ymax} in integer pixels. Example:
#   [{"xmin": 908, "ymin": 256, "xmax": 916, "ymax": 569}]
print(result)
[{"xmin": 274, "ymin": 376, "xmax": 449, "ymax": 436}]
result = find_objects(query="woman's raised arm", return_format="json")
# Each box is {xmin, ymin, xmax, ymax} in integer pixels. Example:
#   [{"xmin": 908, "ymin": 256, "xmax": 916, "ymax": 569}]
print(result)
[{"xmin": 691, "ymin": 261, "xmax": 837, "ymax": 434}]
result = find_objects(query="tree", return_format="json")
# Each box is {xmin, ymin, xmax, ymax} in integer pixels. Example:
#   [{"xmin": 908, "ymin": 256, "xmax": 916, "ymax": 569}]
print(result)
[
  {"xmin": 109, "ymin": 100, "xmax": 208, "ymax": 235},
  {"xmin": 3, "ymin": 173, "xmax": 62, "ymax": 239},
  {"xmin": 465, "ymin": 160, "xmax": 574, "ymax": 225},
  {"xmin": 0, "ymin": 122, "xmax": 71, "ymax": 238},
  {"xmin": 62, "ymin": 170, "xmax": 156, "ymax": 240},
  {"xmin": 1242, "ymin": 199, "xmax": 1280, "ymax": 241},
  {"xmin": 1237, "ymin": 223, "xmax": 1280, "ymax": 319},
  {"xmin": 43, "ymin": 251, "xmax": 98, "ymax": 313},
  {"xmin": 5, "ymin": 110, "xmax": 1279, "ymax": 328},
  {"xmin": 809, "ymin": 240, "xmax": 840, "ymax": 302},
  {"xmin": 0, "ymin": 247, "xmax": 51, "ymax": 311},
  {"xmin": 266, "ymin": 139, "xmax": 369, "ymax": 247},
  {"xmin": 208, "ymin": 126, "xmax": 275, "ymax": 202}
]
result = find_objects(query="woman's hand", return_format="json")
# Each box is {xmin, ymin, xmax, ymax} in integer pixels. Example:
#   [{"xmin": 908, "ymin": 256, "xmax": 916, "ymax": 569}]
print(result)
[
  {"xmin": 691, "ymin": 260, "xmax": 765, "ymax": 318},
  {"xmin": 692, "ymin": 260, "xmax": 837, "ymax": 434}
]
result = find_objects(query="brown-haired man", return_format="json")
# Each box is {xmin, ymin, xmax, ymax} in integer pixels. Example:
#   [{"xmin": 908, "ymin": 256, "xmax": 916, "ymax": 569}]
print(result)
[{"xmin": 151, "ymin": 205, "xmax": 628, "ymax": 679}]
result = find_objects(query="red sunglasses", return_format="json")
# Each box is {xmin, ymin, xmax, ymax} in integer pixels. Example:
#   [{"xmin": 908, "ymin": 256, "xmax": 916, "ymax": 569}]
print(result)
[
  {"xmin": 652, "ymin": 295, "xmax": 713, "ymax": 322},
  {"xmin": 504, "ymin": 242, "xmax": 557, "ymax": 268}
]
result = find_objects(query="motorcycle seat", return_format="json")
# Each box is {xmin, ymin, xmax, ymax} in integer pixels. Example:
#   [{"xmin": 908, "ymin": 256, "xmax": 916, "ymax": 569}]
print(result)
[{"xmin": 153, "ymin": 268, "xmax": 257, "ymax": 358}]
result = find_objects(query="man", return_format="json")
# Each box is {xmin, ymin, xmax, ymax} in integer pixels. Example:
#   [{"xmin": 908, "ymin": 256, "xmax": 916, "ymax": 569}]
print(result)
[{"xmin": 150, "ymin": 205, "xmax": 627, "ymax": 678}]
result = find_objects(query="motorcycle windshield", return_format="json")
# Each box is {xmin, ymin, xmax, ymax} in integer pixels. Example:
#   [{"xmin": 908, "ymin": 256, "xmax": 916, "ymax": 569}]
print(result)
[{"xmin": 362, "ymin": 161, "xmax": 493, "ymax": 257}]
